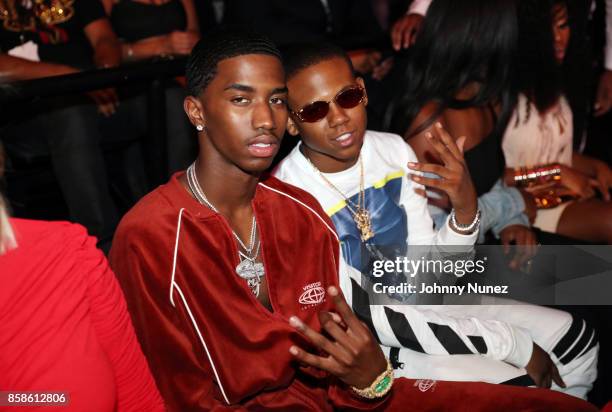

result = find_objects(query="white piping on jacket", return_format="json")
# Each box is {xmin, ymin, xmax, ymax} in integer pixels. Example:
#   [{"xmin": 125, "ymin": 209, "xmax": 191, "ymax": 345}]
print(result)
[
  {"xmin": 258, "ymin": 182, "xmax": 339, "ymax": 241},
  {"xmin": 166, "ymin": 184, "xmax": 337, "ymax": 406},
  {"xmin": 172, "ymin": 283, "xmax": 231, "ymax": 405},
  {"xmin": 168, "ymin": 207, "xmax": 231, "ymax": 405},
  {"xmin": 169, "ymin": 208, "xmax": 185, "ymax": 306}
]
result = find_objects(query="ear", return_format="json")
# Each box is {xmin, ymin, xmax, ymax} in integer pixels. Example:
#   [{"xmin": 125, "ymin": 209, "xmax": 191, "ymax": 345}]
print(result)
[
  {"xmin": 183, "ymin": 95, "xmax": 206, "ymax": 129},
  {"xmin": 356, "ymin": 77, "xmax": 368, "ymax": 107},
  {"xmin": 286, "ymin": 115, "xmax": 300, "ymax": 136}
]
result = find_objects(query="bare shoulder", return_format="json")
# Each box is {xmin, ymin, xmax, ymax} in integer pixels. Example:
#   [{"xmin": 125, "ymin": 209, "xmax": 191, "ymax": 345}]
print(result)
[
  {"xmin": 404, "ymin": 101, "xmax": 441, "ymax": 139},
  {"xmin": 404, "ymin": 103, "xmax": 448, "ymax": 161}
]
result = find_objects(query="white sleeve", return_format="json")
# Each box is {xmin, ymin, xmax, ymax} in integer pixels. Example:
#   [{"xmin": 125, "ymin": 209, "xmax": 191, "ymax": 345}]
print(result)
[
  {"xmin": 407, "ymin": 0, "xmax": 432, "ymax": 16},
  {"xmin": 606, "ymin": 0, "xmax": 612, "ymax": 70}
]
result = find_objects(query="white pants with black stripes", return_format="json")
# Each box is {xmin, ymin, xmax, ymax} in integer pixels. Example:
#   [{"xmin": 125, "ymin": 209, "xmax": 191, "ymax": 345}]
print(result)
[{"xmin": 384, "ymin": 299, "xmax": 599, "ymax": 399}]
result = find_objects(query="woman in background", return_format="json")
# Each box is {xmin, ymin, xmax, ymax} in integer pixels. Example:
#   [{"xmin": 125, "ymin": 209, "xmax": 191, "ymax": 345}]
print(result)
[
  {"xmin": 503, "ymin": 0, "xmax": 612, "ymax": 244},
  {"xmin": 0, "ymin": 145, "xmax": 165, "ymax": 411},
  {"xmin": 386, "ymin": 0, "xmax": 540, "ymax": 268},
  {"xmin": 102, "ymin": 0, "xmax": 200, "ymax": 174},
  {"xmin": 103, "ymin": 0, "xmax": 199, "ymax": 61}
]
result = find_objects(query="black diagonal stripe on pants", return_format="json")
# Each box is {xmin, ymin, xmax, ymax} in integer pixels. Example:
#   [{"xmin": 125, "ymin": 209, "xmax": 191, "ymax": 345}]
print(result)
[
  {"xmin": 559, "ymin": 325, "xmax": 596, "ymax": 365},
  {"xmin": 500, "ymin": 375, "xmax": 536, "ymax": 387},
  {"xmin": 468, "ymin": 335, "xmax": 488, "ymax": 354},
  {"xmin": 427, "ymin": 323, "xmax": 473, "ymax": 354},
  {"xmin": 553, "ymin": 315, "xmax": 584, "ymax": 359},
  {"xmin": 350, "ymin": 278, "xmax": 381, "ymax": 343},
  {"xmin": 383, "ymin": 306, "xmax": 425, "ymax": 353}
]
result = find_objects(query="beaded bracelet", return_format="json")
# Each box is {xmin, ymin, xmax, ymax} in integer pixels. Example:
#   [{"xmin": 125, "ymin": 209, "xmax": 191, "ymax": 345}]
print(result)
[
  {"xmin": 351, "ymin": 359, "xmax": 394, "ymax": 399},
  {"xmin": 449, "ymin": 209, "xmax": 481, "ymax": 234}
]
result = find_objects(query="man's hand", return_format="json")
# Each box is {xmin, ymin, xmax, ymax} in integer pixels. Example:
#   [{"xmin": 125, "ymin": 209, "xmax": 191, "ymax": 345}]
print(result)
[
  {"xmin": 348, "ymin": 50, "xmax": 382, "ymax": 75},
  {"xmin": 525, "ymin": 343, "xmax": 566, "ymax": 389},
  {"xmin": 372, "ymin": 57, "xmax": 394, "ymax": 81},
  {"xmin": 594, "ymin": 70, "xmax": 612, "ymax": 116},
  {"xmin": 391, "ymin": 13, "xmax": 424, "ymax": 50},
  {"xmin": 288, "ymin": 286, "xmax": 387, "ymax": 389},
  {"xmin": 407, "ymin": 123, "xmax": 478, "ymax": 226},
  {"xmin": 499, "ymin": 225, "xmax": 538, "ymax": 271},
  {"xmin": 88, "ymin": 88, "xmax": 119, "ymax": 117}
]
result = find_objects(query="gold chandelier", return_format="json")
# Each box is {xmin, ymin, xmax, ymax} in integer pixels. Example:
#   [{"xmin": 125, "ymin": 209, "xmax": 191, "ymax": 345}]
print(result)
[{"xmin": 0, "ymin": 0, "xmax": 74, "ymax": 32}]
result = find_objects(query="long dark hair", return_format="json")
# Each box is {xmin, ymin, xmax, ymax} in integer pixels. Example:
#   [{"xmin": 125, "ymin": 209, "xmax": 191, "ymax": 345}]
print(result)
[
  {"xmin": 385, "ymin": 0, "xmax": 518, "ymax": 138},
  {"xmin": 516, "ymin": 0, "xmax": 567, "ymax": 118}
]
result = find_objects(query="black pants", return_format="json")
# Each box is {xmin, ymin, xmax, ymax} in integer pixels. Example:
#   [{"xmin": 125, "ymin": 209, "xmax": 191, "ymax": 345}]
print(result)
[{"xmin": 1, "ymin": 95, "xmax": 147, "ymax": 250}]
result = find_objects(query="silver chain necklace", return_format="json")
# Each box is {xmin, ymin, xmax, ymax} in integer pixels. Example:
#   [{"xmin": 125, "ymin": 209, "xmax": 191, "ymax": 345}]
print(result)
[{"xmin": 186, "ymin": 163, "xmax": 265, "ymax": 297}]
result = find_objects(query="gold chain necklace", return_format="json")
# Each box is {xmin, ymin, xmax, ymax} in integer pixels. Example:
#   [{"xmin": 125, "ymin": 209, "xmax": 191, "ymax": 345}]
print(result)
[{"xmin": 307, "ymin": 156, "xmax": 375, "ymax": 242}]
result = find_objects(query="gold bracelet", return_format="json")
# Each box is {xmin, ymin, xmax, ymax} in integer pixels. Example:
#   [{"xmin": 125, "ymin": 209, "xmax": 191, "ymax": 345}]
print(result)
[
  {"xmin": 513, "ymin": 164, "xmax": 561, "ymax": 187},
  {"xmin": 351, "ymin": 359, "xmax": 394, "ymax": 399}
]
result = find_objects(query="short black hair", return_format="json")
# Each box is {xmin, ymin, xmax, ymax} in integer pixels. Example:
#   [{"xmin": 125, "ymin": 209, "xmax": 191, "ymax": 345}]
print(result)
[
  {"xmin": 283, "ymin": 42, "xmax": 354, "ymax": 80},
  {"xmin": 185, "ymin": 29, "xmax": 282, "ymax": 96}
]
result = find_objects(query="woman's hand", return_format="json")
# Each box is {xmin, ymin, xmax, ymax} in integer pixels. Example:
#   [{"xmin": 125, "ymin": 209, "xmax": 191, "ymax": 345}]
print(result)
[
  {"xmin": 166, "ymin": 30, "xmax": 199, "ymax": 55},
  {"xmin": 288, "ymin": 286, "xmax": 387, "ymax": 389},
  {"xmin": 407, "ymin": 122, "xmax": 478, "ymax": 226},
  {"xmin": 558, "ymin": 165, "xmax": 598, "ymax": 200},
  {"xmin": 519, "ymin": 190, "xmax": 537, "ymax": 224},
  {"xmin": 592, "ymin": 160, "xmax": 612, "ymax": 201}
]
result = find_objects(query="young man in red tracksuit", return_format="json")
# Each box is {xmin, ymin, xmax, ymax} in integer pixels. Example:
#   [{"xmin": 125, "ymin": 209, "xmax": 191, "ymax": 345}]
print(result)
[{"xmin": 108, "ymin": 29, "xmax": 597, "ymax": 412}]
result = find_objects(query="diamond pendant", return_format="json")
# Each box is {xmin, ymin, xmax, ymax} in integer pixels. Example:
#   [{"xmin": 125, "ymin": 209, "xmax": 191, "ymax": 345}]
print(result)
[
  {"xmin": 354, "ymin": 208, "xmax": 375, "ymax": 242},
  {"xmin": 236, "ymin": 259, "xmax": 265, "ymax": 279},
  {"xmin": 247, "ymin": 278, "xmax": 261, "ymax": 297},
  {"xmin": 236, "ymin": 259, "xmax": 265, "ymax": 297}
]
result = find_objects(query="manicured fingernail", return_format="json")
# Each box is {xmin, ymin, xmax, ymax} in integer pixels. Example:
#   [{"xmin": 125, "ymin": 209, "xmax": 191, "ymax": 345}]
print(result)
[
  {"xmin": 289, "ymin": 316, "xmax": 303, "ymax": 328},
  {"xmin": 407, "ymin": 162, "xmax": 417, "ymax": 168},
  {"xmin": 330, "ymin": 312, "xmax": 342, "ymax": 323},
  {"xmin": 328, "ymin": 286, "xmax": 338, "ymax": 296},
  {"xmin": 425, "ymin": 132, "xmax": 433, "ymax": 139},
  {"xmin": 435, "ymin": 122, "xmax": 443, "ymax": 129},
  {"xmin": 289, "ymin": 346, "xmax": 299, "ymax": 355},
  {"xmin": 411, "ymin": 175, "xmax": 421, "ymax": 182}
]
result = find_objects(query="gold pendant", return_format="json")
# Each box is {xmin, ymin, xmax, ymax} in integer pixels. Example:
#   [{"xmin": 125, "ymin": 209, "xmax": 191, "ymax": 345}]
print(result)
[{"xmin": 354, "ymin": 208, "xmax": 375, "ymax": 241}]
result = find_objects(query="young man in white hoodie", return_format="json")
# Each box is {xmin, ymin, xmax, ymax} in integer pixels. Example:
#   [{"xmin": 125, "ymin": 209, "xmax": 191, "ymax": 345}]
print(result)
[{"xmin": 273, "ymin": 42, "xmax": 598, "ymax": 399}]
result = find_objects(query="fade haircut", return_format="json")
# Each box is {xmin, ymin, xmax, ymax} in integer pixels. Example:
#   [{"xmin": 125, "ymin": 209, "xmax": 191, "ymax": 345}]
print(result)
[
  {"xmin": 283, "ymin": 42, "xmax": 354, "ymax": 81},
  {"xmin": 186, "ymin": 29, "xmax": 282, "ymax": 97}
]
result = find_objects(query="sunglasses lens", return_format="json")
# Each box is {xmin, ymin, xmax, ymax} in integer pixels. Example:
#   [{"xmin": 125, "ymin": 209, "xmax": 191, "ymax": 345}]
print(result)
[
  {"xmin": 336, "ymin": 87, "xmax": 364, "ymax": 109},
  {"xmin": 299, "ymin": 101, "xmax": 330, "ymax": 122}
]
